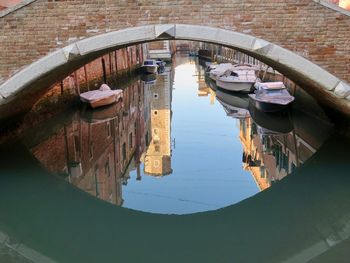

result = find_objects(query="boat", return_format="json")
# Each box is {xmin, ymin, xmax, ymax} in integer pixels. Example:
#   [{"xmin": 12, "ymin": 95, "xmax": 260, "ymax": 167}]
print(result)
[
  {"xmin": 80, "ymin": 84, "xmax": 123, "ymax": 109},
  {"xmin": 249, "ymin": 82, "xmax": 295, "ymax": 112},
  {"xmin": 216, "ymin": 89, "xmax": 250, "ymax": 119},
  {"xmin": 209, "ymin": 63, "xmax": 234, "ymax": 81},
  {"xmin": 216, "ymin": 65, "xmax": 258, "ymax": 92},
  {"xmin": 189, "ymin": 50, "xmax": 198, "ymax": 56},
  {"xmin": 205, "ymin": 62, "xmax": 218, "ymax": 73},
  {"xmin": 141, "ymin": 59, "xmax": 158, "ymax": 74}
]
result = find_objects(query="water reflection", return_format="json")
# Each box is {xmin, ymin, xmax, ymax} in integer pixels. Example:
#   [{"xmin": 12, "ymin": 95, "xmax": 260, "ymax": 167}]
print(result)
[
  {"xmin": 1, "ymin": 55, "xmax": 350, "ymax": 262},
  {"xmin": 12, "ymin": 56, "xmax": 334, "ymax": 214}
]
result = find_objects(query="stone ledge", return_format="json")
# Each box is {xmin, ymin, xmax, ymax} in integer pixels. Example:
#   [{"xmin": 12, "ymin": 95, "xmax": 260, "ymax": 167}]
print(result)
[
  {"xmin": 313, "ymin": 0, "xmax": 350, "ymax": 16},
  {"xmin": 0, "ymin": 0, "xmax": 37, "ymax": 18}
]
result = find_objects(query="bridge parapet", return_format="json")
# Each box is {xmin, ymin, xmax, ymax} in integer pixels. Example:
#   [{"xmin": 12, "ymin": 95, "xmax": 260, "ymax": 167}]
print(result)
[{"xmin": 0, "ymin": 1, "xmax": 350, "ymax": 119}]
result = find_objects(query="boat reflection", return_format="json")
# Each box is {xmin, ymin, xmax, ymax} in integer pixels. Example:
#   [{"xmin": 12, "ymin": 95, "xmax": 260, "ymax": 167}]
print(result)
[
  {"xmin": 216, "ymin": 89, "xmax": 250, "ymax": 119},
  {"xmin": 248, "ymin": 103, "xmax": 293, "ymax": 134},
  {"xmin": 204, "ymin": 71, "xmax": 332, "ymax": 191}
]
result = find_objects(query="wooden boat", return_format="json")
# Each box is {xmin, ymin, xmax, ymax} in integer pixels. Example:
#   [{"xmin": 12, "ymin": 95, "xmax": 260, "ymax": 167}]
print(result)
[
  {"xmin": 216, "ymin": 65, "xmax": 258, "ymax": 92},
  {"xmin": 80, "ymin": 84, "xmax": 123, "ymax": 109},
  {"xmin": 249, "ymin": 82, "xmax": 295, "ymax": 112},
  {"xmin": 141, "ymin": 59, "xmax": 159, "ymax": 74}
]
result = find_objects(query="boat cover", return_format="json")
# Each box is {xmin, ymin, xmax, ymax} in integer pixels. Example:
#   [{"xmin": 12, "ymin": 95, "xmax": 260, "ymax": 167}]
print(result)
[{"xmin": 80, "ymin": 84, "xmax": 123, "ymax": 102}]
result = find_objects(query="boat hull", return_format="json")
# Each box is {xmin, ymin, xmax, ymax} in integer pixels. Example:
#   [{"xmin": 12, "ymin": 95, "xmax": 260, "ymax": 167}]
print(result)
[
  {"xmin": 80, "ymin": 91, "xmax": 123, "ymax": 109},
  {"xmin": 216, "ymin": 79, "xmax": 254, "ymax": 93},
  {"xmin": 209, "ymin": 72, "xmax": 217, "ymax": 81},
  {"xmin": 216, "ymin": 89, "xmax": 249, "ymax": 109}
]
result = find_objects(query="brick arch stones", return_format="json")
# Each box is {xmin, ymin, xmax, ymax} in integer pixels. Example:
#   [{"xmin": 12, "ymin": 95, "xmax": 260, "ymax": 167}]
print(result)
[{"xmin": 0, "ymin": 1, "xmax": 350, "ymax": 120}]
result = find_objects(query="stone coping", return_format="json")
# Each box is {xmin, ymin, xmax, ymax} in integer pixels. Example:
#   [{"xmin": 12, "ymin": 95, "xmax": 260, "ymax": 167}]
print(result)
[
  {"xmin": 1, "ymin": 0, "xmax": 349, "ymax": 18},
  {"xmin": 313, "ymin": 0, "xmax": 350, "ymax": 16},
  {"xmin": 0, "ymin": 0, "xmax": 37, "ymax": 18}
]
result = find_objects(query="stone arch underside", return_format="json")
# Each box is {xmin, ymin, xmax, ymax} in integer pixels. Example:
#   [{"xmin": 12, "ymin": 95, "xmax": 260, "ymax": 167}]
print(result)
[{"xmin": 0, "ymin": 24, "xmax": 349, "ymax": 121}]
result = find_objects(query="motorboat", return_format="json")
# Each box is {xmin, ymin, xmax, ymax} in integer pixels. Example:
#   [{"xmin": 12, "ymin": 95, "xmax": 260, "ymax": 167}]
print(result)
[
  {"xmin": 216, "ymin": 66, "xmax": 258, "ymax": 92},
  {"xmin": 80, "ymin": 84, "xmax": 123, "ymax": 109},
  {"xmin": 209, "ymin": 63, "xmax": 234, "ymax": 81},
  {"xmin": 156, "ymin": 59, "xmax": 166, "ymax": 73},
  {"xmin": 189, "ymin": 50, "xmax": 198, "ymax": 56},
  {"xmin": 141, "ymin": 59, "xmax": 158, "ymax": 74},
  {"xmin": 216, "ymin": 89, "xmax": 250, "ymax": 119},
  {"xmin": 249, "ymin": 82, "xmax": 295, "ymax": 112},
  {"xmin": 205, "ymin": 62, "xmax": 218, "ymax": 74}
]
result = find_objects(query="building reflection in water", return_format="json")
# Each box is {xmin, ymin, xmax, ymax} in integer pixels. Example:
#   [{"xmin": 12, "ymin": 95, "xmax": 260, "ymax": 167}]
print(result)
[
  {"xmin": 142, "ymin": 69, "xmax": 173, "ymax": 176},
  {"xmin": 201, "ymin": 65, "xmax": 331, "ymax": 192},
  {"xmin": 28, "ymin": 57, "xmax": 331, "ymax": 208},
  {"xmin": 29, "ymin": 67, "xmax": 173, "ymax": 206},
  {"xmin": 239, "ymin": 117, "xmax": 316, "ymax": 190}
]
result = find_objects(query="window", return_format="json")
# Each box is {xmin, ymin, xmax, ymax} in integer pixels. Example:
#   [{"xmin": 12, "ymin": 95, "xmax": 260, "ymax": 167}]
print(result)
[
  {"xmin": 122, "ymin": 143, "xmax": 126, "ymax": 161},
  {"xmin": 153, "ymin": 93, "xmax": 159, "ymax": 99},
  {"xmin": 107, "ymin": 122, "xmax": 111, "ymax": 138},
  {"xmin": 105, "ymin": 162, "xmax": 110, "ymax": 177},
  {"xmin": 154, "ymin": 110, "xmax": 158, "ymax": 116},
  {"xmin": 129, "ymin": 133, "xmax": 133, "ymax": 149},
  {"xmin": 154, "ymin": 160, "xmax": 160, "ymax": 168}
]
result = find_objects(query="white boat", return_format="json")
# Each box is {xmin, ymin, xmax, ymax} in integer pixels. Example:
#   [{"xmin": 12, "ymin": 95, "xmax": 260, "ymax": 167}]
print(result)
[
  {"xmin": 209, "ymin": 63, "xmax": 234, "ymax": 81},
  {"xmin": 205, "ymin": 62, "xmax": 218, "ymax": 73},
  {"xmin": 80, "ymin": 84, "xmax": 123, "ymax": 109},
  {"xmin": 216, "ymin": 67, "xmax": 258, "ymax": 92},
  {"xmin": 141, "ymin": 59, "xmax": 158, "ymax": 74},
  {"xmin": 249, "ymin": 82, "xmax": 295, "ymax": 112}
]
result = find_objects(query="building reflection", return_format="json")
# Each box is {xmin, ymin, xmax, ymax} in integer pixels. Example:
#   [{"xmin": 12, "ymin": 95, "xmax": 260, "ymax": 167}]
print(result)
[
  {"xmin": 201, "ymin": 71, "xmax": 329, "ymax": 192},
  {"xmin": 29, "ymin": 68, "xmax": 173, "ymax": 206},
  {"xmin": 142, "ymin": 70, "xmax": 173, "ymax": 176}
]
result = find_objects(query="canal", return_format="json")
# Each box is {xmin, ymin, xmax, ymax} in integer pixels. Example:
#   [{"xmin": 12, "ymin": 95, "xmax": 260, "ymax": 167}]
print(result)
[{"xmin": 1, "ymin": 55, "xmax": 350, "ymax": 262}]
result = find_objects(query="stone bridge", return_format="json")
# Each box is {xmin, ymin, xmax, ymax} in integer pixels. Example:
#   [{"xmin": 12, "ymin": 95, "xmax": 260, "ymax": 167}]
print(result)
[{"xmin": 0, "ymin": 0, "xmax": 350, "ymax": 120}]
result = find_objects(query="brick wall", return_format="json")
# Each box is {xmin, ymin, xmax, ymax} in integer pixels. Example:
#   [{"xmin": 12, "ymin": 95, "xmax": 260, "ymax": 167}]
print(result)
[{"xmin": 0, "ymin": 0, "xmax": 349, "ymax": 84}]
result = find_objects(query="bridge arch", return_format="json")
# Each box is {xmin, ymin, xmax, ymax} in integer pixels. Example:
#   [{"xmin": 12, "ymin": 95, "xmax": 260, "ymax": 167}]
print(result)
[{"xmin": 0, "ymin": 24, "xmax": 349, "ymax": 120}]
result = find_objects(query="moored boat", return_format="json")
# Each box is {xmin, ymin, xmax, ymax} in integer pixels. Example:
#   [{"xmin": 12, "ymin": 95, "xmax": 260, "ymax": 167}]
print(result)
[
  {"xmin": 249, "ymin": 82, "xmax": 295, "ymax": 112},
  {"xmin": 209, "ymin": 63, "xmax": 234, "ymax": 81},
  {"xmin": 80, "ymin": 84, "xmax": 123, "ymax": 109},
  {"xmin": 141, "ymin": 59, "xmax": 159, "ymax": 74},
  {"xmin": 216, "ymin": 66, "xmax": 258, "ymax": 92},
  {"xmin": 216, "ymin": 89, "xmax": 250, "ymax": 119}
]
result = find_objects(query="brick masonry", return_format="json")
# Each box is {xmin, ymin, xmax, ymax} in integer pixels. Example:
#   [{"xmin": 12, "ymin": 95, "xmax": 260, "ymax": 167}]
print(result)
[{"xmin": 0, "ymin": 0, "xmax": 349, "ymax": 85}]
